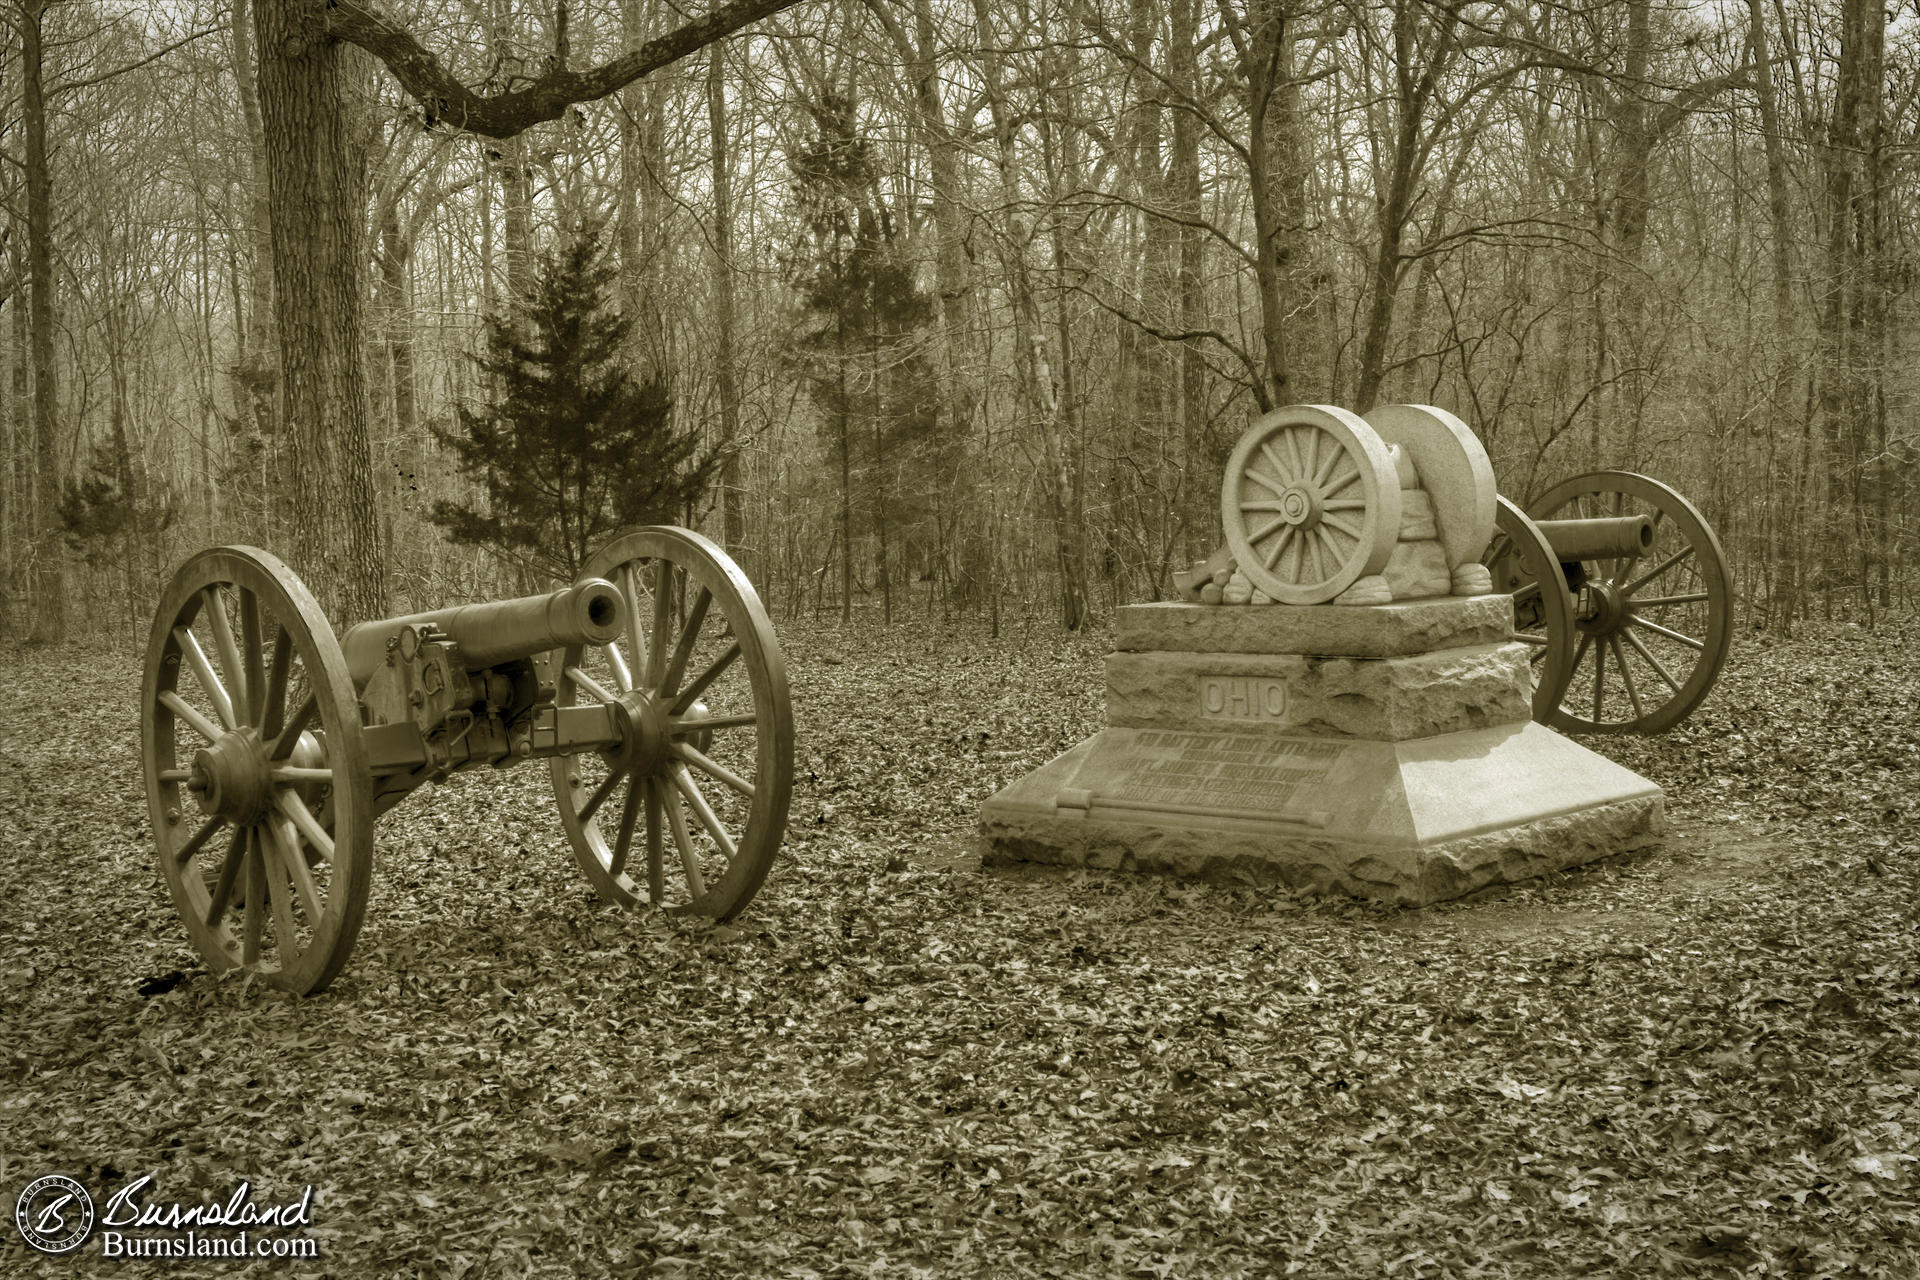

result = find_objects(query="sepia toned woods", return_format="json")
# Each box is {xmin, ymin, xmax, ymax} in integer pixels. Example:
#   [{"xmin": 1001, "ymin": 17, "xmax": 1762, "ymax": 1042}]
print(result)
[{"xmin": 0, "ymin": 0, "xmax": 1914, "ymax": 639}]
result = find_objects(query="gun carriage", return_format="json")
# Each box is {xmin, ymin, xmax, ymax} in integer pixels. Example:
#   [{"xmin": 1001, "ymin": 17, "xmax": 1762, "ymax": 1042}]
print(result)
[{"xmin": 141, "ymin": 528, "xmax": 792, "ymax": 994}]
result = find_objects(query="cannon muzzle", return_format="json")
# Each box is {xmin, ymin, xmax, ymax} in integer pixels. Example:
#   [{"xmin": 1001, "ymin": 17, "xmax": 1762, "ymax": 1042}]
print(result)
[
  {"xmin": 1532, "ymin": 515, "xmax": 1653, "ymax": 563},
  {"xmin": 342, "ymin": 579, "xmax": 625, "ymax": 686}
]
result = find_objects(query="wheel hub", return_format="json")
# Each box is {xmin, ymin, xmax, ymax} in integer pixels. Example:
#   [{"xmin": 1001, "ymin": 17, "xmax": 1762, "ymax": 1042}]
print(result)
[
  {"xmin": 188, "ymin": 729, "xmax": 271, "ymax": 823},
  {"xmin": 1279, "ymin": 483, "xmax": 1323, "ymax": 529},
  {"xmin": 606, "ymin": 691, "xmax": 673, "ymax": 775},
  {"xmin": 1576, "ymin": 580, "xmax": 1630, "ymax": 636}
]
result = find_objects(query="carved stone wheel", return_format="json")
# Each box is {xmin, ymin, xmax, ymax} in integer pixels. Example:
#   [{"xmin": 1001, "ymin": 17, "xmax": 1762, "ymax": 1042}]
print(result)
[
  {"xmin": 1221, "ymin": 405, "xmax": 1401, "ymax": 604},
  {"xmin": 1482, "ymin": 497, "xmax": 1578, "ymax": 723},
  {"xmin": 1526, "ymin": 471, "xmax": 1733, "ymax": 734},
  {"xmin": 550, "ymin": 528, "xmax": 793, "ymax": 917},
  {"xmin": 140, "ymin": 547, "xmax": 373, "ymax": 994}
]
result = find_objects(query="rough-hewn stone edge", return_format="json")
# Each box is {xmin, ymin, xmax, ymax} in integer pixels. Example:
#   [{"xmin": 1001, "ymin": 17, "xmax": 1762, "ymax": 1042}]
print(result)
[
  {"xmin": 978, "ymin": 794, "xmax": 1664, "ymax": 907},
  {"xmin": 1115, "ymin": 596, "xmax": 1512, "ymax": 657},
  {"xmin": 1104, "ymin": 643, "xmax": 1533, "ymax": 742}
]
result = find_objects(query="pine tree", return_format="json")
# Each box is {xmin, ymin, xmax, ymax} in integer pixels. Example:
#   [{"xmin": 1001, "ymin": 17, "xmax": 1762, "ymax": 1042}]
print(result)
[
  {"xmin": 432, "ymin": 221, "xmax": 717, "ymax": 582},
  {"xmin": 786, "ymin": 92, "xmax": 941, "ymax": 622}
]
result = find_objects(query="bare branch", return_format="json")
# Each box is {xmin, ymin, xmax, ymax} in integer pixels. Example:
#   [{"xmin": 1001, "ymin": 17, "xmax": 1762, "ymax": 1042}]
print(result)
[
  {"xmin": 50, "ymin": 27, "xmax": 221, "ymax": 95},
  {"xmin": 328, "ymin": 0, "xmax": 810, "ymax": 139}
]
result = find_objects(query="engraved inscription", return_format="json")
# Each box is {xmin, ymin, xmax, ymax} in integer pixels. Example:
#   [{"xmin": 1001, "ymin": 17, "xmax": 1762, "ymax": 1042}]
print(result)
[
  {"xmin": 1109, "ymin": 730, "xmax": 1344, "ymax": 817},
  {"xmin": 1198, "ymin": 675, "xmax": 1289, "ymax": 723}
]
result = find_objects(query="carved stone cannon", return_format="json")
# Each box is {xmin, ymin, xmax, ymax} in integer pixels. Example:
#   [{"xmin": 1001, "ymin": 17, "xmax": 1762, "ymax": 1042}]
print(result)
[
  {"xmin": 1176, "ymin": 404, "xmax": 1733, "ymax": 735},
  {"xmin": 141, "ymin": 528, "xmax": 793, "ymax": 993}
]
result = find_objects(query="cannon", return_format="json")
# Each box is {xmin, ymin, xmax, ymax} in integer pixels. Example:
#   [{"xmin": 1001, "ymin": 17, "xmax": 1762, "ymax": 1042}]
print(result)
[
  {"xmin": 1480, "ymin": 472, "xmax": 1731, "ymax": 733},
  {"xmin": 1182, "ymin": 403, "xmax": 1733, "ymax": 734},
  {"xmin": 140, "ymin": 528, "xmax": 793, "ymax": 993}
]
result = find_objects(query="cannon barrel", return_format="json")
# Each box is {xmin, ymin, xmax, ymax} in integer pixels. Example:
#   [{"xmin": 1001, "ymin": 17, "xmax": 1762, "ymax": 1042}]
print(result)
[
  {"xmin": 1533, "ymin": 515, "xmax": 1653, "ymax": 563},
  {"xmin": 342, "ymin": 579, "xmax": 625, "ymax": 686}
]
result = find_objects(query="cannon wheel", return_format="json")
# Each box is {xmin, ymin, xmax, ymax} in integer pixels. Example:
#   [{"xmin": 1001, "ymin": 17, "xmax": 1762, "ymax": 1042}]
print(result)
[
  {"xmin": 141, "ymin": 547, "xmax": 374, "ymax": 994},
  {"xmin": 1221, "ymin": 405, "xmax": 1401, "ymax": 604},
  {"xmin": 1526, "ymin": 471, "xmax": 1733, "ymax": 734},
  {"xmin": 550, "ymin": 528, "xmax": 793, "ymax": 918},
  {"xmin": 1482, "ymin": 497, "xmax": 1577, "ymax": 722}
]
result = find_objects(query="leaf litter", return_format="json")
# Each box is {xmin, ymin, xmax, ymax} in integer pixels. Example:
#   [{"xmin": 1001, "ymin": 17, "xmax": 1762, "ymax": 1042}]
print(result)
[{"xmin": 1, "ymin": 612, "xmax": 1916, "ymax": 1277}]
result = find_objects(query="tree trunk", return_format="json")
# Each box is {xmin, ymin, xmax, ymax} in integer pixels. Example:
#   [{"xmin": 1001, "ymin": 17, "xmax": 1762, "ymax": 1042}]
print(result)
[
  {"xmin": 1169, "ymin": 0, "xmax": 1207, "ymax": 556},
  {"xmin": 1745, "ymin": 0, "xmax": 1801, "ymax": 630},
  {"xmin": 255, "ymin": 0, "xmax": 386, "ymax": 622},
  {"xmin": 22, "ymin": 0, "xmax": 64, "ymax": 642},
  {"xmin": 972, "ymin": 0, "xmax": 1084, "ymax": 628},
  {"xmin": 232, "ymin": 0, "xmax": 280, "ymax": 475},
  {"xmin": 707, "ymin": 45, "xmax": 745, "ymax": 556}
]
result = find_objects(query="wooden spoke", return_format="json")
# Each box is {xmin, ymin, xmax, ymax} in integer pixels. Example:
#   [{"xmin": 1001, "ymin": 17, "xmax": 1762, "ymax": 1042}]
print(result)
[
  {"xmin": 261, "ymin": 627, "xmax": 293, "ymax": 739},
  {"xmin": 268, "ymin": 815, "xmax": 325, "ymax": 922},
  {"xmin": 676, "ymin": 741, "xmax": 755, "ymax": 798},
  {"xmin": 1630, "ymin": 591, "xmax": 1710, "ymax": 609},
  {"xmin": 204, "ymin": 588, "xmax": 249, "ymax": 720},
  {"xmin": 175, "ymin": 627, "xmax": 236, "ymax": 730},
  {"xmin": 174, "ymin": 815, "xmax": 224, "ymax": 867},
  {"xmin": 578, "ymin": 771, "xmax": 622, "ymax": 825},
  {"xmin": 241, "ymin": 842, "xmax": 265, "ymax": 966},
  {"xmin": 671, "ymin": 641, "xmax": 740, "ymax": 716},
  {"xmin": 644, "ymin": 776, "xmax": 666, "ymax": 905},
  {"xmin": 674, "ymin": 711, "xmax": 759, "ymax": 733},
  {"xmin": 622, "ymin": 563, "xmax": 650, "ymax": 679},
  {"xmin": 1302, "ymin": 427, "xmax": 1322, "ymax": 485},
  {"xmin": 1591, "ymin": 634, "xmax": 1606, "ymax": 720},
  {"xmin": 610, "ymin": 778, "xmax": 644, "ymax": 880},
  {"xmin": 1240, "ymin": 500, "xmax": 1290, "ymax": 513},
  {"xmin": 671, "ymin": 766, "xmax": 739, "ymax": 860},
  {"xmin": 205, "ymin": 825, "xmax": 248, "ymax": 927},
  {"xmin": 261, "ymin": 827, "xmax": 300, "ymax": 957},
  {"xmin": 661, "ymin": 785, "xmax": 707, "ymax": 897},
  {"xmin": 1622, "ymin": 545, "xmax": 1696, "ymax": 597},
  {"xmin": 660, "ymin": 586, "xmax": 714, "ymax": 698},
  {"xmin": 647, "ymin": 560, "xmax": 674, "ymax": 690},
  {"xmin": 160, "ymin": 690, "xmax": 223, "ymax": 745},
  {"xmin": 605, "ymin": 641, "xmax": 634, "ymax": 693},
  {"xmin": 277, "ymin": 790, "xmax": 336, "ymax": 862},
  {"xmin": 239, "ymin": 589, "xmax": 266, "ymax": 727},
  {"xmin": 1567, "ymin": 633, "xmax": 1593, "ymax": 691},
  {"xmin": 1629, "ymin": 615, "xmax": 1706, "ymax": 651},
  {"xmin": 1622, "ymin": 627, "xmax": 1683, "ymax": 693},
  {"xmin": 1609, "ymin": 635, "xmax": 1646, "ymax": 720},
  {"xmin": 565, "ymin": 666, "xmax": 619, "ymax": 705},
  {"xmin": 1324, "ymin": 498, "xmax": 1367, "ymax": 511},
  {"xmin": 270, "ymin": 693, "xmax": 317, "ymax": 761}
]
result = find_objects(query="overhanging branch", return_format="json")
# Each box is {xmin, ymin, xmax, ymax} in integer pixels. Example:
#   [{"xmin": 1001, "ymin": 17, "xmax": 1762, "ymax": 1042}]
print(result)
[{"xmin": 327, "ymin": 0, "xmax": 810, "ymax": 139}]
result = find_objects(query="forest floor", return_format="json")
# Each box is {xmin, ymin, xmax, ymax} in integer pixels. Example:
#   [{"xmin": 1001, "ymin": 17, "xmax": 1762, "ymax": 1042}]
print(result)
[{"xmin": 2, "ymin": 607, "xmax": 1917, "ymax": 1279}]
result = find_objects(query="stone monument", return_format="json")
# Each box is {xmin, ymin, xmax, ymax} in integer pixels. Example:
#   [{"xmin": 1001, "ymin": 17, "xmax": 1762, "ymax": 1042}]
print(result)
[{"xmin": 979, "ymin": 404, "xmax": 1664, "ymax": 905}]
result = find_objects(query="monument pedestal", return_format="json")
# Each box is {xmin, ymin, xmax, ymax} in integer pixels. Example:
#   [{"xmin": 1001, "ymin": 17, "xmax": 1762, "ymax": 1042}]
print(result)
[{"xmin": 979, "ymin": 598, "xmax": 1663, "ymax": 905}]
